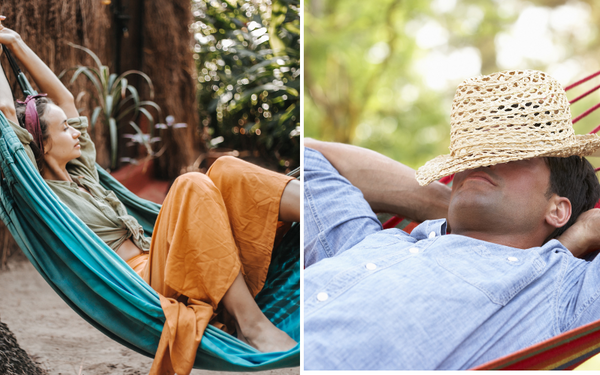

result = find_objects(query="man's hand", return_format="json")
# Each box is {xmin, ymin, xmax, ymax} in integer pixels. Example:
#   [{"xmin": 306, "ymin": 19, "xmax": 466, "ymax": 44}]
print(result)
[{"xmin": 557, "ymin": 208, "xmax": 600, "ymax": 258}]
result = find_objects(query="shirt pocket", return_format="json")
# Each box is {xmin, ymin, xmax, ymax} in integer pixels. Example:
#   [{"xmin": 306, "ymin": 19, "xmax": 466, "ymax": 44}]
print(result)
[{"xmin": 435, "ymin": 246, "xmax": 546, "ymax": 306}]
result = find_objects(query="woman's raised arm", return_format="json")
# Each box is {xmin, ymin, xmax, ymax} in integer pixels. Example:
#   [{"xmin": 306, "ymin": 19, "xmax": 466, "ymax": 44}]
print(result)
[
  {"xmin": 0, "ymin": 16, "xmax": 78, "ymax": 119},
  {"xmin": 0, "ymin": 47, "xmax": 17, "ymax": 123}
]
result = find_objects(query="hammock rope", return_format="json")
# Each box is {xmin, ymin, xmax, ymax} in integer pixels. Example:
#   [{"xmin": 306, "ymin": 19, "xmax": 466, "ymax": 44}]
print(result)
[
  {"xmin": 564, "ymin": 69, "xmax": 600, "ymax": 91},
  {"xmin": 2, "ymin": 46, "xmax": 37, "ymax": 97}
]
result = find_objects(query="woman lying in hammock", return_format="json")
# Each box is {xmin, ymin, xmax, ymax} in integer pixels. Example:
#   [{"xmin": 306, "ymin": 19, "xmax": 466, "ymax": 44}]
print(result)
[{"xmin": 0, "ymin": 17, "xmax": 298, "ymax": 374}]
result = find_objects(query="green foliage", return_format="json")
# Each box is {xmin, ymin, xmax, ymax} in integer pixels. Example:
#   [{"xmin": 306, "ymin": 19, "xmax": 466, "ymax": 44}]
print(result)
[
  {"xmin": 305, "ymin": 0, "xmax": 600, "ymax": 170},
  {"xmin": 59, "ymin": 44, "xmax": 161, "ymax": 169},
  {"xmin": 191, "ymin": 0, "xmax": 300, "ymax": 171}
]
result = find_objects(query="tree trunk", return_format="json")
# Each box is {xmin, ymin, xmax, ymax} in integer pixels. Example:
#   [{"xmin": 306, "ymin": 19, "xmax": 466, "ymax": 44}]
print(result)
[
  {"xmin": 1, "ymin": 0, "xmax": 201, "ymax": 178},
  {"xmin": 0, "ymin": 0, "xmax": 113, "ymax": 166},
  {"xmin": 140, "ymin": 0, "xmax": 202, "ymax": 180},
  {"xmin": 0, "ymin": 319, "xmax": 46, "ymax": 375},
  {"xmin": 110, "ymin": 0, "xmax": 203, "ymax": 179}
]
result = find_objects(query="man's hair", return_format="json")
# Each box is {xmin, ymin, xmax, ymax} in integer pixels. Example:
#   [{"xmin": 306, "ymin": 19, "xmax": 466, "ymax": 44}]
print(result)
[{"xmin": 544, "ymin": 156, "xmax": 600, "ymax": 242}]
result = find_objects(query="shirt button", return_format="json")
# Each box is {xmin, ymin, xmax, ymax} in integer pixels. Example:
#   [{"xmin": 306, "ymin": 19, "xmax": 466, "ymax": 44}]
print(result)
[
  {"xmin": 428, "ymin": 231, "xmax": 436, "ymax": 239},
  {"xmin": 366, "ymin": 263, "xmax": 377, "ymax": 270},
  {"xmin": 409, "ymin": 247, "xmax": 419, "ymax": 254},
  {"xmin": 508, "ymin": 257, "xmax": 518, "ymax": 262},
  {"xmin": 317, "ymin": 292, "xmax": 329, "ymax": 302}
]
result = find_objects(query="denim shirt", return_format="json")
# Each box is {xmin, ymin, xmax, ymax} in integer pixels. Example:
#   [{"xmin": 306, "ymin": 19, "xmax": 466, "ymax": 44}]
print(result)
[
  {"xmin": 303, "ymin": 147, "xmax": 600, "ymax": 370},
  {"xmin": 304, "ymin": 220, "xmax": 600, "ymax": 370}
]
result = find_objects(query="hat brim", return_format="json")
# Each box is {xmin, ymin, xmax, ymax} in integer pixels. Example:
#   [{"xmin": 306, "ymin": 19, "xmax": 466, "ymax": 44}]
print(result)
[{"xmin": 415, "ymin": 134, "xmax": 600, "ymax": 186}]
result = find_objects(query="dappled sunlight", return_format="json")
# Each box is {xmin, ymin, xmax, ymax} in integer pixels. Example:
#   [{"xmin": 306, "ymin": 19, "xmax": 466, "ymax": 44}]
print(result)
[
  {"xmin": 496, "ymin": 2, "xmax": 593, "ymax": 71},
  {"xmin": 415, "ymin": 19, "xmax": 449, "ymax": 49},
  {"xmin": 305, "ymin": 0, "xmax": 600, "ymax": 169},
  {"xmin": 417, "ymin": 47, "xmax": 482, "ymax": 91}
]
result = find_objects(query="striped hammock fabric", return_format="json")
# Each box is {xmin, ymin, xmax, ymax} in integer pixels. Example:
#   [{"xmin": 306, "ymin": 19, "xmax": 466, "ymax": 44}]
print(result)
[{"xmin": 473, "ymin": 319, "xmax": 600, "ymax": 370}]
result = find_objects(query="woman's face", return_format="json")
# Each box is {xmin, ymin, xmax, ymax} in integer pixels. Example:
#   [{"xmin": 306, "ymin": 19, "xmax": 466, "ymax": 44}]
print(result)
[{"xmin": 42, "ymin": 104, "xmax": 81, "ymax": 166}]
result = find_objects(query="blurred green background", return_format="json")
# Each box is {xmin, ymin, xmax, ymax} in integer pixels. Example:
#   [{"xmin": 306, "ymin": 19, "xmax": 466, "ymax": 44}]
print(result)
[
  {"xmin": 193, "ymin": 0, "xmax": 300, "ymax": 172},
  {"xmin": 304, "ymin": 0, "xmax": 600, "ymax": 170}
]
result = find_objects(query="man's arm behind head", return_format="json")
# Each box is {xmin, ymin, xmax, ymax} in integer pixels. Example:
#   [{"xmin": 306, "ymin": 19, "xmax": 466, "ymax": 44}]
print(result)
[
  {"xmin": 304, "ymin": 138, "xmax": 450, "ymax": 222},
  {"xmin": 546, "ymin": 156, "xmax": 600, "ymax": 236},
  {"xmin": 551, "ymin": 156, "xmax": 600, "ymax": 256}
]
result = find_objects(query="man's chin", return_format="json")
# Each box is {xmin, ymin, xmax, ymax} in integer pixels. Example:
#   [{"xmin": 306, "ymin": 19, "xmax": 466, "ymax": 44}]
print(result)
[{"xmin": 449, "ymin": 201, "xmax": 500, "ymax": 232}]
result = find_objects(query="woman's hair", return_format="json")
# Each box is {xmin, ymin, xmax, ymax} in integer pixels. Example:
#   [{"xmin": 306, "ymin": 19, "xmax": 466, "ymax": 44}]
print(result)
[{"xmin": 14, "ymin": 96, "xmax": 53, "ymax": 172}]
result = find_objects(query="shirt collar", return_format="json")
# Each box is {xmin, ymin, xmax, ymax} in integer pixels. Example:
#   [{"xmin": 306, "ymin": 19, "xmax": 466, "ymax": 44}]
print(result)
[
  {"xmin": 411, "ymin": 220, "xmax": 574, "ymax": 257},
  {"xmin": 410, "ymin": 219, "xmax": 447, "ymax": 241}
]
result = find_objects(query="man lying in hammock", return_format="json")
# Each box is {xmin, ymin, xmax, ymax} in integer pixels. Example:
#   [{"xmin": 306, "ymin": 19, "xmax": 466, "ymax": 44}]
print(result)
[
  {"xmin": 0, "ymin": 17, "xmax": 298, "ymax": 375},
  {"xmin": 303, "ymin": 69, "xmax": 600, "ymax": 370}
]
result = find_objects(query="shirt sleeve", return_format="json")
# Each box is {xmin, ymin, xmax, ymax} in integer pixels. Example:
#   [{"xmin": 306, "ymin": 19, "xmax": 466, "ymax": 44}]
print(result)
[
  {"xmin": 66, "ymin": 116, "xmax": 99, "ymax": 182},
  {"xmin": 557, "ymin": 249, "xmax": 600, "ymax": 332}
]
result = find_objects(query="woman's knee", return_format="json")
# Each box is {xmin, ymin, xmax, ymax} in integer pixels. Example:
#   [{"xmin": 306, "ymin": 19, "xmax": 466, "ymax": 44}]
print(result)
[
  {"xmin": 172, "ymin": 172, "xmax": 219, "ymax": 195},
  {"xmin": 207, "ymin": 156, "xmax": 247, "ymax": 188}
]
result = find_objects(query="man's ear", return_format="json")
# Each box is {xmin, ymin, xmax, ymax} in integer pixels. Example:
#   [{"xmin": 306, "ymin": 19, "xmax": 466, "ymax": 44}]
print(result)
[{"xmin": 545, "ymin": 195, "xmax": 571, "ymax": 229}]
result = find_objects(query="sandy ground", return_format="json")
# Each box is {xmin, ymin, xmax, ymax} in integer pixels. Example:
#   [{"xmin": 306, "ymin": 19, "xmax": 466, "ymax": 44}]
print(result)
[{"xmin": 0, "ymin": 253, "xmax": 299, "ymax": 375}]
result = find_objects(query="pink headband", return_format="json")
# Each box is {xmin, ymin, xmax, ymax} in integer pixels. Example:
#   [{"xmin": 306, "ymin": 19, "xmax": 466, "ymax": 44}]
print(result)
[{"xmin": 17, "ymin": 94, "xmax": 48, "ymax": 155}]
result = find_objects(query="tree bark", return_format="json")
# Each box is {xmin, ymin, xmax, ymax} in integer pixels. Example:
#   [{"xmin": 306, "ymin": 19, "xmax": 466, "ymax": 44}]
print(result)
[
  {"xmin": 1, "ymin": 0, "xmax": 113, "ymax": 166},
  {"xmin": 0, "ymin": 319, "xmax": 46, "ymax": 375},
  {"xmin": 140, "ymin": 0, "xmax": 202, "ymax": 180},
  {"xmin": 110, "ymin": 0, "xmax": 202, "ymax": 179}
]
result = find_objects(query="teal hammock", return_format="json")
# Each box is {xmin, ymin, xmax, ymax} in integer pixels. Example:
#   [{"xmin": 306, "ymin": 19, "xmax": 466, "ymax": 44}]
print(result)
[{"xmin": 0, "ymin": 110, "xmax": 299, "ymax": 371}]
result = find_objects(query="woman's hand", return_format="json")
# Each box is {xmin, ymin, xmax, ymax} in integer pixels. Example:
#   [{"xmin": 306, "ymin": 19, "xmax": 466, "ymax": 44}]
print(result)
[
  {"xmin": 0, "ymin": 16, "xmax": 78, "ymax": 118},
  {"xmin": 0, "ymin": 16, "xmax": 21, "ymax": 48},
  {"xmin": 557, "ymin": 208, "xmax": 600, "ymax": 258}
]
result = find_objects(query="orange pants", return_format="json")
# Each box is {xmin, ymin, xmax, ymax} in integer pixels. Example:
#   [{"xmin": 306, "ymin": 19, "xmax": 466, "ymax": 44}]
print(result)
[{"xmin": 127, "ymin": 156, "xmax": 293, "ymax": 375}]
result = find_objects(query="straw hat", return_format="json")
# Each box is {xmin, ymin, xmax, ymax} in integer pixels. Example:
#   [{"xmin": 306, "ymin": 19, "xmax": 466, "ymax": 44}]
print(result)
[{"xmin": 415, "ymin": 70, "xmax": 600, "ymax": 186}]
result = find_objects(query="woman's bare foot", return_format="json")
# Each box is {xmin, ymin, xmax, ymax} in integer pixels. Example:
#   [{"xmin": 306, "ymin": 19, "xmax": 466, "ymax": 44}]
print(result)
[
  {"xmin": 223, "ymin": 272, "xmax": 297, "ymax": 352},
  {"xmin": 235, "ymin": 317, "xmax": 297, "ymax": 352}
]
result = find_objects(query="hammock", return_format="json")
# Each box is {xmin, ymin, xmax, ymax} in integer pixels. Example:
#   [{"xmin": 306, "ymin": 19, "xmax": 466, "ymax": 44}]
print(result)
[
  {"xmin": 0, "ymin": 53, "xmax": 299, "ymax": 370},
  {"xmin": 381, "ymin": 70, "xmax": 600, "ymax": 370}
]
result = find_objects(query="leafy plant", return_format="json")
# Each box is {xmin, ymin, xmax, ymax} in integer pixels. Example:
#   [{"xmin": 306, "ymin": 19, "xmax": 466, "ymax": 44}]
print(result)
[
  {"xmin": 121, "ymin": 115, "xmax": 188, "ymax": 173},
  {"xmin": 59, "ymin": 43, "xmax": 161, "ymax": 169},
  {"xmin": 192, "ymin": 0, "xmax": 300, "ymax": 171}
]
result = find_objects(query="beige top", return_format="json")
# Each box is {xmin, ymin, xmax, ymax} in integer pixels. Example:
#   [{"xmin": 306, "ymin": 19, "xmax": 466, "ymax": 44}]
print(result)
[{"xmin": 9, "ymin": 116, "xmax": 151, "ymax": 252}]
